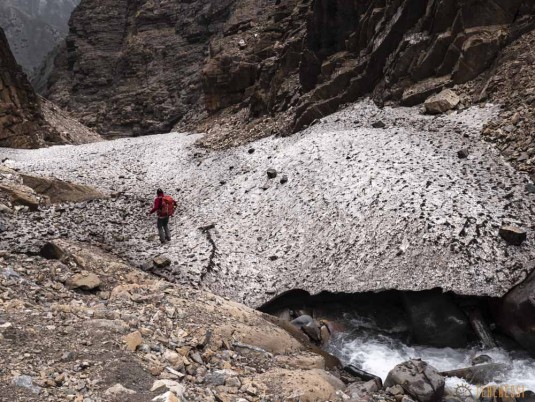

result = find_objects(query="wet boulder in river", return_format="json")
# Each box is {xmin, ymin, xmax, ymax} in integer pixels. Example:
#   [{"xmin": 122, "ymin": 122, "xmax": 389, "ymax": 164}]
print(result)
[
  {"xmin": 441, "ymin": 363, "xmax": 510, "ymax": 384},
  {"xmin": 471, "ymin": 354, "xmax": 492, "ymax": 365},
  {"xmin": 384, "ymin": 359, "xmax": 445, "ymax": 402},
  {"xmin": 402, "ymin": 290, "xmax": 469, "ymax": 348},
  {"xmin": 301, "ymin": 322, "xmax": 322, "ymax": 343}
]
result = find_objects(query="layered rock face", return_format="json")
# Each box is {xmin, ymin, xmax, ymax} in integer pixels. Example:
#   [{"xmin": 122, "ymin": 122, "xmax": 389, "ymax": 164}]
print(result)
[
  {"xmin": 46, "ymin": 0, "xmax": 245, "ymax": 137},
  {"xmin": 0, "ymin": 0, "xmax": 79, "ymax": 76},
  {"xmin": 46, "ymin": 0, "xmax": 534, "ymax": 142},
  {"xmin": 0, "ymin": 27, "xmax": 49, "ymax": 148}
]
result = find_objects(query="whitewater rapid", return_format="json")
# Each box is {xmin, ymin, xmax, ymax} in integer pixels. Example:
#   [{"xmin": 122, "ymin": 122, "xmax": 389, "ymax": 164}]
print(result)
[{"xmin": 327, "ymin": 315, "xmax": 535, "ymax": 394}]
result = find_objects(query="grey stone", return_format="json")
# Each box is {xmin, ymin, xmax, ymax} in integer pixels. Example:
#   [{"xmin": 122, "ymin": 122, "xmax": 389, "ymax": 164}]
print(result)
[
  {"xmin": 384, "ymin": 360, "xmax": 445, "ymax": 402},
  {"xmin": 12, "ymin": 375, "xmax": 41, "ymax": 394},
  {"xmin": 457, "ymin": 149, "xmax": 469, "ymax": 159},
  {"xmin": 205, "ymin": 369, "xmax": 237, "ymax": 386},
  {"xmin": 290, "ymin": 315, "xmax": 314, "ymax": 328}
]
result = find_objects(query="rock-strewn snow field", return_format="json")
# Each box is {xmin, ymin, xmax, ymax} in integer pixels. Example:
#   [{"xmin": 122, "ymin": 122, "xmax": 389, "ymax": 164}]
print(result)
[{"xmin": 2, "ymin": 100, "xmax": 534, "ymax": 306}]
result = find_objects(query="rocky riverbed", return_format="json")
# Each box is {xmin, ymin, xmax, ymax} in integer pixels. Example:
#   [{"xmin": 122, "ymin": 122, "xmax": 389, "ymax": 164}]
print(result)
[{"xmin": 2, "ymin": 100, "xmax": 534, "ymax": 307}]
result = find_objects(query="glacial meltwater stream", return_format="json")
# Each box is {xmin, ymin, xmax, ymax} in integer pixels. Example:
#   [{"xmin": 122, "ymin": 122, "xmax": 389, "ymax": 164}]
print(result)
[{"xmin": 326, "ymin": 313, "xmax": 535, "ymax": 396}]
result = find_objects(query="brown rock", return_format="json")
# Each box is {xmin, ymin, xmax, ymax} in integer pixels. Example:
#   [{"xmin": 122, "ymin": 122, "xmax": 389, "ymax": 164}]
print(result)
[
  {"xmin": 153, "ymin": 256, "xmax": 171, "ymax": 268},
  {"xmin": 256, "ymin": 368, "xmax": 345, "ymax": 402},
  {"xmin": 20, "ymin": 174, "xmax": 104, "ymax": 204},
  {"xmin": 424, "ymin": 89, "xmax": 460, "ymax": 114},
  {"xmin": 66, "ymin": 273, "xmax": 102, "ymax": 290},
  {"xmin": 0, "ymin": 183, "xmax": 40, "ymax": 211},
  {"xmin": 123, "ymin": 330, "xmax": 143, "ymax": 352}
]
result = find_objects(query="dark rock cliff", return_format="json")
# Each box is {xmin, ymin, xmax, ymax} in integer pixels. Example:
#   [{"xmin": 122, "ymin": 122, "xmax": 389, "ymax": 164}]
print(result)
[
  {"xmin": 46, "ymin": 0, "xmax": 244, "ymax": 137},
  {"xmin": 0, "ymin": 27, "xmax": 101, "ymax": 148},
  {"xmin": 0, "ymin": 27, "xmax": 49, "ymax": 148},
  {"xmin": 46, "ymin": 0, "xmax": 534, "ymax": 140}
]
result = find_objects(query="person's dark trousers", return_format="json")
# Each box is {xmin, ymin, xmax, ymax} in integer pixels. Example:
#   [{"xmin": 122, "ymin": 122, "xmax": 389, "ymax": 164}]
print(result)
[{"xmin": 157, "ymin": 216, "xmax": 171, "ymax": 243}]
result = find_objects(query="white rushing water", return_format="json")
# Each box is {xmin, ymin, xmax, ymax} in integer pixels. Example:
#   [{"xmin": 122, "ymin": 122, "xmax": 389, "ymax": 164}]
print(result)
[{"xmin": 327, "ymin": 315, "xmax": 535, "ymax": 396}]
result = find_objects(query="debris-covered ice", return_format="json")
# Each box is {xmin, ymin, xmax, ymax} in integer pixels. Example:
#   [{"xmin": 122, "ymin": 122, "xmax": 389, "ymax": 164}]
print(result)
[{"xmin": 2, "ymin": 100, "xmax": 534, "ymax": 306}]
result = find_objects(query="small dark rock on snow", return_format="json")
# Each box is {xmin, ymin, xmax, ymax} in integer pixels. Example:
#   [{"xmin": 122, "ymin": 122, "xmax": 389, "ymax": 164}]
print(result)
[
  {"xmin": 372, "ymin": 121, "xmax": 386, "ymax": 128},
  {"xmin": 457, "ymin": 149, "xmax": 469, "ymax": 159},
  {"xmin": 267, "ymin": 169, "xmax": 277, "ymax": 179},
  {"xmin": 499, "ymin": 225, "xmax": 527, "ymax": 246}
]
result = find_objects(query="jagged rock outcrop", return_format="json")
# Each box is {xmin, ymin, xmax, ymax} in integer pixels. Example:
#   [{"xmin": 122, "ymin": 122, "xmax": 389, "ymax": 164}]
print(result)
[
  {"xmin": 0, "ymin": 0, "xmax": 80, "ymax": 76},
  {"xmin": 0, "ymin": 27, "xmax": 50, "ymax": 148},
  {"xmin": 290, "ymin": 0, "xmax": 534, "ymax": 131}
]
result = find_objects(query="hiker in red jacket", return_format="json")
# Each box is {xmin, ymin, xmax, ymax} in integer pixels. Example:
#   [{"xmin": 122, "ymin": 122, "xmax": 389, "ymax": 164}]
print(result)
[{"xmin": 147, "ymin": 189, "xmax": 177, "ymax": 244}]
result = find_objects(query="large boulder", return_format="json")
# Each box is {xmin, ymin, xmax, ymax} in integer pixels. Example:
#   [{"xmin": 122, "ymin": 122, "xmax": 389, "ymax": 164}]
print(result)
[
  {"xmin": 20, "ymin": 174, "xmax": 104, "ymax": 204},
  {"xmin": 402, "ymin": 290, "xmax": 469, "ymax": 348},
  {"xmin": 384, "ymin": 360, "xmax": 445, "ymax": 402},
  {"xmin": 495, "ymin": 262, "xmax": 535, "ymax": 354},
  {"xmin": 424, "ymin": 89, "xmax": 460, "ymax": 114}
]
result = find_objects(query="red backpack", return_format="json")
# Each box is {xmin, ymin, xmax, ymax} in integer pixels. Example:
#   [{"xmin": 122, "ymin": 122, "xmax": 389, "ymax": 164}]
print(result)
[{"xmin": 160, "ymin": 195, "xmax": 176, "ymax": 217}]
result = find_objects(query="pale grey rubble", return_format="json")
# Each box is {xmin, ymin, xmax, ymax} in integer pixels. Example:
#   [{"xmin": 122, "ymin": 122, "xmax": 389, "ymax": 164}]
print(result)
[{"xmin": 1, "ymin": 99, "xmax": 534, "ymax": 307}]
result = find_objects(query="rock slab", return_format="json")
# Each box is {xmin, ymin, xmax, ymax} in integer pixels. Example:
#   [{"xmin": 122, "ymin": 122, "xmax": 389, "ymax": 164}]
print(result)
[{"xmin": 424, "ymin": 90, "xmax": 460, "ymax": 114}]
